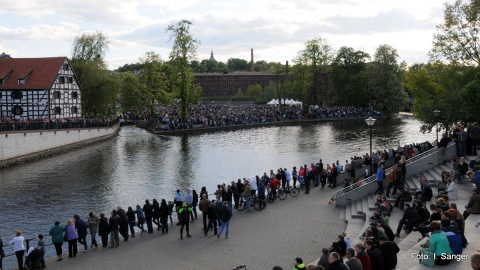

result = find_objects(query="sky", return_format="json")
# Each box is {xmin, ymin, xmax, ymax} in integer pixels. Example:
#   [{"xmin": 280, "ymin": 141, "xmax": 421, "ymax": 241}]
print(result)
[{"xmin": 0, "ymin": 0, "xmax": 453, "ymax": 70}]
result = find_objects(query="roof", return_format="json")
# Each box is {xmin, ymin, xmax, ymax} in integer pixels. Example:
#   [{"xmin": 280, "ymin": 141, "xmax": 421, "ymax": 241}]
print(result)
[{"xmin": 0, "ymin": 57, "xmax": 67, "ymax": 90}]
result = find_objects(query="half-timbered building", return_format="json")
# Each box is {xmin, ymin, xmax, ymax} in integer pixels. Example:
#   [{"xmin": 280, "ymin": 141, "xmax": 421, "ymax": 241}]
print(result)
[{"xmin": 0, "ymin": 57, "xmax": 82, "ymax": 119}]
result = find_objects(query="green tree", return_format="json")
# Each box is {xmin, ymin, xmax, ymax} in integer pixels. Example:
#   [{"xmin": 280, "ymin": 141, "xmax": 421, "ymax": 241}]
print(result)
[
  {"xmin": 166, "ymin": 19, "xmax": 201, "ymax": 120},
  {"xmin": 245, "ymin": 84, "xmax": 262, "ymax": 98},
  {"xmin": 460, "ymin": 74, "xmax": 480, "ymax": 121},
  {"xmin": 331, "ymin": 47, "xmax": 370, "ymax": 106},
  {"xmin": 254, "ymin": 60, "xmax": 269, "ymax": 72},
  {"xmin": 405, "ymin": 62, "xmax": 477, "ymax": 133},
  {"xmin": 119, "ymin": 72, "xmax": 143, "ymax": 114},
  {"xmin": 138, "ymin": 52, "xmax": 169, "ymax": 114},
  {"xmin": 71, "ymin": 31, "xmax": 118, "ymax": 116},
  {"xmin": 294, "ymin": 37, "xmax": 334, "ymax": 106},
  {"xmin": 430, "ymin": 0, "xmax": 480, "ymax": 66},
  {"xmin": 227, "ymin": 58, "xmax": 249, "ymax": 71},
  {"xmin": 367, "ymin": 44, "xmax": 408, "ymax": 114}
]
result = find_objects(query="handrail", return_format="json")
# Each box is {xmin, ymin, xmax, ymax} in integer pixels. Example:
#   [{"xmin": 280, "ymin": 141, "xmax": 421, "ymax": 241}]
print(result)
[{"xmin": 328, "ymin": 145, "xmax": 446, "ymax": 204}]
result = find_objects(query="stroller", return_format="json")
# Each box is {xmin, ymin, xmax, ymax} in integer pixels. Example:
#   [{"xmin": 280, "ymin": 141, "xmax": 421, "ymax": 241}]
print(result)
[{"xmin": 23, "ymin": 247, "xmax": 42, "ymax": 270}]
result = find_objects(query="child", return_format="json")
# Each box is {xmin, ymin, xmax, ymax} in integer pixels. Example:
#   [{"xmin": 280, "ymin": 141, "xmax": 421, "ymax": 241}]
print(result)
[{"xmin": 37, "ymin": 234, "xmax": 46, "ymax": 268}]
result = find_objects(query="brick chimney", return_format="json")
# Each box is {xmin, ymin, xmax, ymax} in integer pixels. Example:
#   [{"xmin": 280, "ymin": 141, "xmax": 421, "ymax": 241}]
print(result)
[{"xmin": 250, "ymin": 48, "xmax": 254, "ymax": 72}]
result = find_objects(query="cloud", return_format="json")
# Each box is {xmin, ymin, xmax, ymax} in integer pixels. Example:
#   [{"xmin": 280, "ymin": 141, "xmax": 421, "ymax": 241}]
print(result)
[{"xmin": 0, "ymin": 22, "xmax": 79, "ymax": 41}]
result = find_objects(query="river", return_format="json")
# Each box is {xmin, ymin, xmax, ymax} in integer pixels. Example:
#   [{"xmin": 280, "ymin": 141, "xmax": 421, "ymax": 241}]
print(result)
[{"xmin": 0, "ymin": 117, "xmax": 433, "ymax": 265}]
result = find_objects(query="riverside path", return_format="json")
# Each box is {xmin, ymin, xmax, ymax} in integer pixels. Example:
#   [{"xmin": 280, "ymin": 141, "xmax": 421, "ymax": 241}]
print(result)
[{"xmin": 40, "ymin": 187, "xmax": 344, "ymax": 270}]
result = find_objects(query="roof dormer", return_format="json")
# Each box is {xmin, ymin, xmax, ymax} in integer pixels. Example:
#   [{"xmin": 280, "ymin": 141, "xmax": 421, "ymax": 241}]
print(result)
[
  {"xmin": 0, "ymin": 68, "xmax": 13, "ymax": 85},
  {"xmin": 17, "ymin": 68, "xmax": 34, "ymax": 85}
]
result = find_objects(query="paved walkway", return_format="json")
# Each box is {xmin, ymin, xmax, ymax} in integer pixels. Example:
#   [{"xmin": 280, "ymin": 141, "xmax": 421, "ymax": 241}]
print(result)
[{"xmin": 37, "ymin": 187, "xmax": 344, "ymax": 270}]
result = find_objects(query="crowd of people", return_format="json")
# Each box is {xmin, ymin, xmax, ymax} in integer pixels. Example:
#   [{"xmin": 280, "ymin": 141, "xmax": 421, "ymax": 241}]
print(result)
[
  {"xmin": 0, "ymin": 117, "xmax": 118, "ymax": 132},
  {"xmin": 152, "ymin": 104, "xmax": 379, "ymax": 131},
  {"xmin": 0, "ymin": 140, "xmax": 445, "ymax": 270}
]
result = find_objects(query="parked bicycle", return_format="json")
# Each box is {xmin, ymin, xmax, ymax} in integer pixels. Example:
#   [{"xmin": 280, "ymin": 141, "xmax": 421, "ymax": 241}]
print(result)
[{"xmin": 277, "ymin": 186, "xmax": 299, "ymax": 200}]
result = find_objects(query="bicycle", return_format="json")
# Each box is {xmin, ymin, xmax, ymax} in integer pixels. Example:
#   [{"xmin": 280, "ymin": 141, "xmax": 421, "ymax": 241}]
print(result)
[
  {"xmin": 278, "ymin": 186, "xmax": 300, "ymax": 200},
  {"xmin": 252, "ymin": 194, "xmax": 267, "ymax": 211},
  {"xmin": 236, "ymin": 195, "xmax": 247, "ymax": 211}
]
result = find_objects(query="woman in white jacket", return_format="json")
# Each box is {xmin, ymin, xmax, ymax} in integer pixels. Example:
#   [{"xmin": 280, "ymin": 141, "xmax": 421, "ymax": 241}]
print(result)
[
  {"xmin": 9, "ymin": 230, "xmax": 25, "ymax": 270},
  {"xmin": 447, "ymin": 178, "xmax": 458, "ymax": 200}
]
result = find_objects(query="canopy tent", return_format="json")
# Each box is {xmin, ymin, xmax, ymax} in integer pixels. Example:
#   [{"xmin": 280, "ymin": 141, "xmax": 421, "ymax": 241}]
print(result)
[{"xmin": 267, "ymin": 98, "xmax": 302, "ymax": 106}]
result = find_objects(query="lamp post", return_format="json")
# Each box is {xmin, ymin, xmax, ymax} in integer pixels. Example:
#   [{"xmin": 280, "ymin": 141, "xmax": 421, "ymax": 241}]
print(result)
[
  {"xmin": 433, "ymin": 109, "xmax": 440, "ymax": 143},
  {"xmin": 365, "ymin": 117, "xmax": 377, "ymax": 176}
]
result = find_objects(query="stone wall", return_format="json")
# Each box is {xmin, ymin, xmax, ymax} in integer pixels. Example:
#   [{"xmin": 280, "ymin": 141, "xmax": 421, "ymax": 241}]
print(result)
[{"xmin": 0, "ymin": 124, "xmax": 119, "ymax": 168}]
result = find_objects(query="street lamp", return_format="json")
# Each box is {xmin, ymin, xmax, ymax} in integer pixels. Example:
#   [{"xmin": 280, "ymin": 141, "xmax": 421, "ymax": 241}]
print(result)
[
  {"xmin": 365, "ymin": 117, "xmax": 377, "ymax": 176},
  {"xmin": 433, "ymin": 109, "xmax": 440, "ymax": 143}
]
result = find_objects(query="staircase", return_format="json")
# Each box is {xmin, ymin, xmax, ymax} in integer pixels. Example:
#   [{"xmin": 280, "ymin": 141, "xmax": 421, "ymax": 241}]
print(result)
[{"xmin": 339, "ymin": 155, "xmax": 480, "ymax": 270}]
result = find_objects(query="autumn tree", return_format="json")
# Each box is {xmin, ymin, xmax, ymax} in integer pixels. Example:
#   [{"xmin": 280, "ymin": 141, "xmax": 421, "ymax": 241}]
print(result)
[
  {"xmin": 367, "ymin": 44, "xmax": 408, "ymax": 114},
  {"xmin": 166, "ymin": 20, "xmax": 201, "ymax": 120}
]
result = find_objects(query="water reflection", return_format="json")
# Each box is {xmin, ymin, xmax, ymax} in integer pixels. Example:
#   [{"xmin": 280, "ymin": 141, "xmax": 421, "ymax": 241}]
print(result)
[{"xmin": 0, "ymin": 118, "xmax": 432, "ymax": 262}]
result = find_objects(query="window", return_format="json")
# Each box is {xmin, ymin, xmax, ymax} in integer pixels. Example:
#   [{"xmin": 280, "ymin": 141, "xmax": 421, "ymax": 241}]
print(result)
[
  {"xmin": 58, "ymin": 76, "xmax": 65, "ymax": 83},
  {"xmin": 63, "ymin": 64, "xmax": 69, "ymax": 71},
  {"xmin": 53, "ymin": 91, "xmax": 61, "ymax": 99},
  {"xmin": 71, "ymin": 106, "xmax": 78, "ymax": 114},
  {"xmin": 0, "ymin": 92, "xmax": 2, "ymax": 98},
  {"xmin": 12, "ymin": 106, "xmax": 23, "ymax": 115},
  {"xmin": 68, "ymin": 77, "xmax": 73, "ymax": 83},
  {"xmin": 72, "ymin": 92, "xmax": 78, "ymax": 99},
  {"xmin": 18, "ymin": 79, "xmax": 25, "ymax": 85},
  {"xmin": 0, "ymin": 79, "xmax": 3, "ymax": 85},
  {"xmin": 54, "ymin": 107, "xmax": 61, "ymax": 114},
  {"xmin": 11, "ymin": 91, "xmax": 23, "ymax": 99}
]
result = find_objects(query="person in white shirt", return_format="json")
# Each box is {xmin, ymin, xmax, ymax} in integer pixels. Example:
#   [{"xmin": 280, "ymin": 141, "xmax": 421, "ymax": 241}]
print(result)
[
  {"xmin": 284, "ymin": 168, "xmax": 291, "ymax": 188},
  {"xmin": 9, "ymin": 230, "xmax": 25, "ymax": 270}
]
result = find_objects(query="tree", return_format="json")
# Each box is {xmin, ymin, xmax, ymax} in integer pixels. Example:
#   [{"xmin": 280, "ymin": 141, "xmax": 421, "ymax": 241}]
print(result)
[
  {"xmin": 430, "ymin": 0, "xmax": 480, "ymax": 66},
  {"xmin": 119, "ymin": 72, "xmax": 144, "ymax": 114},
  {"xmin": 138, "ymin": 52, "xmax": 169, "ymax": 114},
  {"xmin": 294, "ymin": 37, "xmax": 335, "ymax": 106},
  {"xmin": 331, "ymin": 47, "xmax": 370, "ymax": 106},
  {"xmin": 367, "ymin": 44, "xmax": 408, "ymax": 114},
  {"xmin": 460, "ymin": 74, "xmax": 480, "ymax": 121},
  {"xmin": 166, "ymin": 19, "xmax": 201, "ymax": 120},
  {"xmin": 71, "ymin": 31, "xmax": 118, "ymax": 116},
  {"xmin": 227, "ymin": 58, "xmax": 249, "ymax": 71},
  {"xmin": 254, "ymin": 60, "xmax": 269, "ymax": 72},
  {"xmin": 245, "ymin": 84, "xmax": 262, "ymax": 98},
  {"xmin": 405, "ymin": 62, "xmax": 476, "ymax": 133}
]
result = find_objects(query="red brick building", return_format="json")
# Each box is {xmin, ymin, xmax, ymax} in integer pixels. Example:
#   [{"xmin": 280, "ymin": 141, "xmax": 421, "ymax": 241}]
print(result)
[{"xmin": 194, "ymin": 72, "xmax": 273, "ymax": 98}]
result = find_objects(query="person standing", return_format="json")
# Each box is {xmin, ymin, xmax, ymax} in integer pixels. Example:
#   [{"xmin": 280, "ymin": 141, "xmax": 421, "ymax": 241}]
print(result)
[
  {"xmin": 304, "ymin": 168, "xmax": 312, "ymax": 194},
  {"xmin": 74, "ymin": 214, "xmax": 88, "ymax": 252},
  {"xmin": 65, "ymin": 219, "xmax": 78, "ymax": 257},
  {"xmin": 438, "ymin": 133, "xmax": 451, "ymax": 165},
  {"xmin": 9, "ymin": 230, "xmax": 25, "ymax": 269},
  {"xmin": 192, "ymin": 189, "xmax": 199, "ymax": 220},
  {"xmin": 178, "ymin": 203, "xmax": 192, "ymax": 239},
  {"xmin": 199, "ymin": 194, "xmax": 210, "ymax": 231},
  {"xmin": 284, "ymin": 168, "xmax": 291, "ymax": 188},
  {"xmin": 225, "ymin": 185, "xmax": 233, "ymax": 214},
  {"xmin": 136, "ymin": 205, "xmax": 146, "ymax": 235},
  {"xmin": 143, "ymin": 200, "xmax": 153, "ymax": 233},
  {"xmin": 217, "ymin": 201, "xmax": 232, "ymax": 239},
  {"xmin": 98, "ymin": 212, "xmax": 110, "ymax": 247},
  {"xmin": 49, "ymin": 221, "xmax": 64, "ymax": 261},
  {"xmin": 152, "ymin": 199, "xmax": 161, "ymax": 230},
  {"xmin": 126, "ymin": 207, "xmax": 136, "ymax": 237},
  {"xmin": 185, "ymin": 189, "xmax": 195, "ymax": 223},
  {"xmin": 292, "ymin": 167, "xmax": 298, "ymax": 188},
  {"xmin": 109, "ymin": 209, "xmax": 120, "ymax": 248},
  {"xmin": 0, "ymin": 234, "xmax": 4, "ymax": 269},
  {"xmin": 204, "ymin": 200, "xmax": 218, "ymax": 236},
  {"xmin": 88, "ymin": 212, "xmax": 99, "ymax": 248},
  {"xmin": 159, "ymin": 199, "xmax": 169, "ymax": 234},
  {"xmin": 116, "ymin": 206, "xmax": 129, "ymax": 241},
  {"xmin": 244, "ymin": 180, "xmax": 252, "ymax": 212},
  {"xmin": 375, "ymin": 163, "xmax": 385, "ymax": 195},
  {"xmin": 37, "ymin": 234, "xmax": 46, "ymax": 268}
]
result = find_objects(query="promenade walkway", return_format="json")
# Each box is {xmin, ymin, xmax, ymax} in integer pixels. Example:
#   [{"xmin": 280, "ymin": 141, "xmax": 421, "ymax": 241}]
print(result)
[{"xmin": 39, "ymin": 187, "xmax": 344, "ymax": 270}]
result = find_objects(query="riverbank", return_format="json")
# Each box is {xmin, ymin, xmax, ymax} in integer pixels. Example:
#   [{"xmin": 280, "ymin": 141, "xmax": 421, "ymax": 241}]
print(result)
[
  {"xmin": 144, "ymin": 115, "xmax": 388, "ymax": 136},
  {"xmin": 0, "ymin": 123, "xmax": 120, "ymax": 169}
]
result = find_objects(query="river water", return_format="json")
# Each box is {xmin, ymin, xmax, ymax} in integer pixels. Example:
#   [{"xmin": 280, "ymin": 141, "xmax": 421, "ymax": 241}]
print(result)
[{"xmin": 0, "ymin": 117, "xmax": 432, "ymax": 263}]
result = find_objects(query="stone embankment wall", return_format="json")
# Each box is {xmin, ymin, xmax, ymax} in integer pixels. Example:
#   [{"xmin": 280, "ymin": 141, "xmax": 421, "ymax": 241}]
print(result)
[{"xmin": 0, "ymin": 124, "xmax": 119, "ymax": 168}]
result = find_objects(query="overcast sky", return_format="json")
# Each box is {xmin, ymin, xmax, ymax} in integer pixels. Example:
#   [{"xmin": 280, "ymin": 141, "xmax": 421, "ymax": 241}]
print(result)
[{"xmin": 0, "ymin": 0, "xmax": 452, "ymax": 70}]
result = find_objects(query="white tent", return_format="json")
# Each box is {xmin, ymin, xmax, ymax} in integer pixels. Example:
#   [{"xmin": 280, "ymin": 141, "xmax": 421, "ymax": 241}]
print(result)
[{"xmin": 267, "ymin": 99, "xmax": 279, "ymax": 105}]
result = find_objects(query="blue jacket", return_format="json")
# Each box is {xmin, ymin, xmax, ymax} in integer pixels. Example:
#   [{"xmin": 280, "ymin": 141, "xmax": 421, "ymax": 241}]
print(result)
[
  {"xmin": 474, "ymin": 171, "xmax": 480, "ymax": 194},
  {"xmin": 444, "ymin": 231, "xmax": 462, "ymax": 255},
  {"xmin": 376, "ymin": 168, "xmax": 385, "ymax": 182}
]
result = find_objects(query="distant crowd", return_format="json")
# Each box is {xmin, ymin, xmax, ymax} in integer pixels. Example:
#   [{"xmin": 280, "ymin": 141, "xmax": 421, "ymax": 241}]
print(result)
[{"xmin": 149, "ymin": 104, "xmax": 379, "ymax": 130}]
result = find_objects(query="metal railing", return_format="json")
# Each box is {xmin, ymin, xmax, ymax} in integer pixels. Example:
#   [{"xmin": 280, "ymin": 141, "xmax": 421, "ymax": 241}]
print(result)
[
  {"xmin": 328, "ymin": 146, "xmax": 442, "ymax": 204},
  {"xmin": 0, "ymin": 118, "xmax": 119, "ymax": 132}
]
